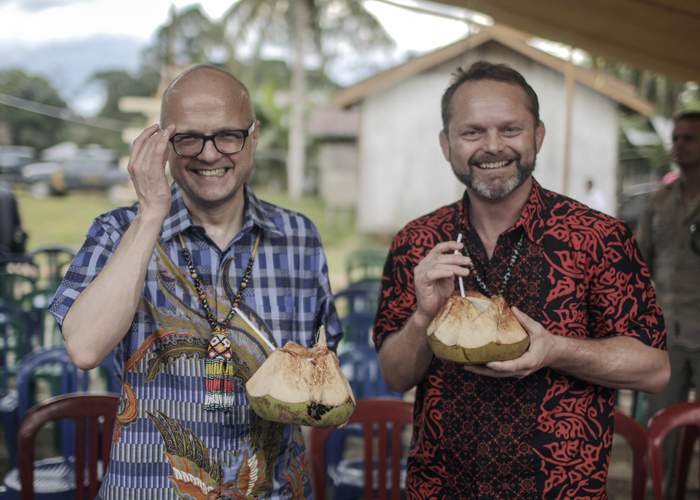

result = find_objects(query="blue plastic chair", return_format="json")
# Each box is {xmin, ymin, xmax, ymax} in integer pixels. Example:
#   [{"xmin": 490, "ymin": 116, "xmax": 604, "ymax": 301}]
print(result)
[
  {"xmin": 338, "ymin": 345, "xmax": 401, "ymax": 401},
  {"xmin": 335, "ymin": 281, "xmax": 381, "ymax": 346}
]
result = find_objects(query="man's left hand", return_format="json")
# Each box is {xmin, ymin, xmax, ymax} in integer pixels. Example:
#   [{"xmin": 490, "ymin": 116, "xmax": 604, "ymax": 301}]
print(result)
[{"xmin": 464, "ymin": 307, "xmax": 560, "ymax": 379}]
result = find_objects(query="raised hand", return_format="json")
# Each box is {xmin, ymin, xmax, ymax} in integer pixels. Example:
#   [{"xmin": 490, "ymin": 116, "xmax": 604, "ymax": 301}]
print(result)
[
  {"xmin": 413, "ymin": 241, "xmax": 471, "ymax": 328},
  {"xmin": 127, "ymin": 124, "xmax": 175, "ymax": 221}
]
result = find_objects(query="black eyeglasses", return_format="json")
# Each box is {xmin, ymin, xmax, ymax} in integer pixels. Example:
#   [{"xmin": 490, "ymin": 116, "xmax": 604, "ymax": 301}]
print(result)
[{"xmin": 169, "ymin": 122, "xmax": 256, "ymax": 158}]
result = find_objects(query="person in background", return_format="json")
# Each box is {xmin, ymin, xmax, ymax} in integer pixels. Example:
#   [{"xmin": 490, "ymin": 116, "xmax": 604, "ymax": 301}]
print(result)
[
  {"xmin": 49, "ymin": 64, "xmax": 340, "ymax": 499},
  {"xmin": 0, "ymin": 181, "xmax": 28, "ymax": 264},
  {"xmin": 638, "ymin": 111, "xmax": 700, "ymax": 494},
  {"xmin": 373, "ymin": 60, "xmax": 669, "ymax": 498}
]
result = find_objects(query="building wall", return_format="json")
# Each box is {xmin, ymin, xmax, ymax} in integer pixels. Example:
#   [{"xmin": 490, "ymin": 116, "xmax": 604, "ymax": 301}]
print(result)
[
  {"xmin": 356, "ymin": 41, "xmax": 619, "ymax": 234},
  {"xmin": 318, "ymin": 141, "xmax": 358, "ymax": 209}
]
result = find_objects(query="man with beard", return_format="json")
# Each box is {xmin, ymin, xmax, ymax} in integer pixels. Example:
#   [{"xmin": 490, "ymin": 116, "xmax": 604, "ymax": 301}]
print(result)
[
  {"xmin": 373, "ymin": 61, "xmax": 669, "ymax": 498},
  {"xmin": 49, "ymin": 65, "xmax": 340, "ymax": 498}
]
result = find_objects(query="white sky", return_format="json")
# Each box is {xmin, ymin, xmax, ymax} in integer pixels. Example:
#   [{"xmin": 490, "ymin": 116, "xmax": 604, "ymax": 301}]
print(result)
[{"xmin": 0, "ymin": 0, "xmax": 473, "ymax": 51}]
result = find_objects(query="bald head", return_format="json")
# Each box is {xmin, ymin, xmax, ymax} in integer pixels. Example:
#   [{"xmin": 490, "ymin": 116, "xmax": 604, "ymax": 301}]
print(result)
[{"xmin": 160, "ymin": 64, "xmax": 254, "ymax": 127}]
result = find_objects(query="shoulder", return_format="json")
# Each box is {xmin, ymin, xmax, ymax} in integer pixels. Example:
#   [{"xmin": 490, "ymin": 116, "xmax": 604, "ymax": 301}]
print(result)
[
  {"xmin": 540, "ymin": 187, "xmax": 630, "ymax": 251},
  {"xmin": 256, "ymin": 198, "xmax": 323, "ymax": 242},
  {"xmin": 390, "ymin": 201, "xmax": 459, "ymax": 257},
  {"xmin": 88, "ymin": 204, "xmax": 139, "ymax": 238}
]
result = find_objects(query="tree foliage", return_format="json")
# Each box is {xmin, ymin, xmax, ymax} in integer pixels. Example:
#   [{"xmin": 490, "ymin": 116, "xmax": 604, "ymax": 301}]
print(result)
[{"xmin": 0, "ymin": 69, "xmax": 68, "ymax": 149}]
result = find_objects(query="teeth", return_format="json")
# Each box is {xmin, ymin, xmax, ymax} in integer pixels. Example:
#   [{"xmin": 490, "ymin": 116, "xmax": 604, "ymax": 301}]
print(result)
[
  {"xmin": 195, "ymin": 168, "xmax": 227, "ymax": 177},
  {"xmin": 477, "ymin": 160, "xmax": 509, "ymax": 169}
]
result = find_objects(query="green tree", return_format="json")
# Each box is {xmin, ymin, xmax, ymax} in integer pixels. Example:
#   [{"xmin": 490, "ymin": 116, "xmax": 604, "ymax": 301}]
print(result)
[
  {"xmin": 0, "ymin": 69, "xmax": 68, "ymax": 149},
  {"xmin": 142, "ymin": 5, "xmax": 235, "ymax": 72},
  {"xmin": 74, "ymin": 68, "xmax": 160, "ymax": 152},
  {"xmin": 223, "ymin": 0, "xmax": 393, "ymax": 198}
]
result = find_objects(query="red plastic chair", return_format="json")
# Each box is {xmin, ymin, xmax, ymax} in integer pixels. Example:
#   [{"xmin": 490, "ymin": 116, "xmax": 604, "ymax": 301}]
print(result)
[
  {"xmin": 613, "ymin": 410, "xmax": 648, "ymax": 500},
  {"xmin": 310, "ymin": 398, "xmax": 413, "ymax": 500},
  {"xmin": 17, "ymin": 392, "xmax": 119, "ymax": 500},
  {"xmin": 647, "ymin": 401, "xmax": 700, "ymax": 500}
]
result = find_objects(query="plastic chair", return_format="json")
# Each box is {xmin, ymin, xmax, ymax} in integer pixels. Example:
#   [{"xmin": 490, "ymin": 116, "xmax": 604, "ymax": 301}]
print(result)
[
  {"xmin": 647, "ymin": 401, "xmax": 700, "ymax": 500},
  {"xmin": 345, "ymin": 248, "xmax": 386, "ymax": 285},
  {"xmin": 16, "ymin": 392, "xmax": 119, "ymax": 500},
  {"xmin": 0, "ymin": 304, "xmax": 39, "ymax": 389},
  {"xmin": 310, "ymin": 398, "xmax": 413, "ymax": 500},
  {"xmin": 613, "ymin": 410, "xmax": 648, "ymax": 500},
  {"xmin": 0, "ymin": 272, "xmax": 37, "ymax": 306},
  {"xmin": 30, "ymin": 245, "xmax": 75, "ymax": 289},
  {"xmin": 335, "ymin": 282, "xmax": 380, "ymax": 346},
  {"xmin": 1, "ymin": 348, "xmax": 119, "ymax": 477},
  {"xmin": 339, "ymin": 345, "xmax": 401, "ymax": 400},
  {"xmin": 18, "ymin": 287, "xmax": 63, "ymax": 348}
]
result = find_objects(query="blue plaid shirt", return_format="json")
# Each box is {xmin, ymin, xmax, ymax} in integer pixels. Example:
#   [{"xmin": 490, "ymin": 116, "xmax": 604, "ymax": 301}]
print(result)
[{"xmin": 50, "ymin": 184, "xmax": 341, "ymax": 499}]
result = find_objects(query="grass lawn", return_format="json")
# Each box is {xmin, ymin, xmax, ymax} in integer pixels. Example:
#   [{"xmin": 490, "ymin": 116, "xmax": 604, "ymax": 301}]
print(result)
[{"xmin": 14, "ymin": 187, "xmax": 388, "ymax": 290}]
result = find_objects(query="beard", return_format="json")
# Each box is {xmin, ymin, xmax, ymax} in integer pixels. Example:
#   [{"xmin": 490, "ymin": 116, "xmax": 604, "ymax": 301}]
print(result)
[{"xmin": 450, "ymin": 150, "xmax": 536, "ymax": 201}]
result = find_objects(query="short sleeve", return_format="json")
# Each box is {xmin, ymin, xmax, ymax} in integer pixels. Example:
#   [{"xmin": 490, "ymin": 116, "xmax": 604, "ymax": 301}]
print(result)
[
  {"xmin": 48, "ymin": 213, "xmax": 127, "ymax": 327},
  {"xmin": 588, "ymin": 220, "xmax": 666, "ymax": 349},
  {"xmin": 313, "ymin": 240, "xmax": 342, "ymax": 351},
  {"xmin": 372, "ymin": 228, "xmax": 424, "ymax": 351}
]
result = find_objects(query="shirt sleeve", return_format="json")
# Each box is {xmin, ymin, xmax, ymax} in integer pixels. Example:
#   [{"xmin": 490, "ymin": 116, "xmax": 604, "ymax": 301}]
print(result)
[
  {"xmin": 372, "ymin": 228, "xmax": 421, "ymax": 351},
  {"xmin": 48, "ymin": 213, "xmax": 127, "ymax": 328},
  {"xmin": 588, "ymin": 219, "xmax": 666, "ymax": 349},
  {"xmin": 311, "ymin": 230, "xmax": 342, "ymax": 352}
]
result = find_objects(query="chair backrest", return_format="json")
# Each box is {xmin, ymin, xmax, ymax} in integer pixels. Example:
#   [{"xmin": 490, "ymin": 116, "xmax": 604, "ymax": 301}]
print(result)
[
  {"xmin": 16, "ymin": 347, "xmax": 82, "ymax": 417},
  {"xmin": 345, "ymin": 248, "xmax": 386, "ymax": 285},
  {"xmin": 310, "ymin": 398, "xmax": 413, "ymax": 500},
  {"xmin": 18, "ymin": 392, "xmax": 119, "ymax": 500},
  {"xmin": 647, "ymin": 401, "xmax": 700, "ymax": 500},
  {"xmin": 0, "ymin": 272, "xmax": 37, "ymax": 305},
  {"xmin": 0, "ymin": 304, "xmax": 38, "ymax": 393},
  {"xmin": 339, "ymin": 345, "xmax": 401, "ymax": 400},
  {"xmin": 334, "ymin": 281, "xmax": 380, "ymax": 346},
  {"xmin": 29, "ymin": 245, "xmax": 75, "ymax": 289},
  {"xmin": 613, "ymin": 410, "xmax": 648, "ymax": 500}
]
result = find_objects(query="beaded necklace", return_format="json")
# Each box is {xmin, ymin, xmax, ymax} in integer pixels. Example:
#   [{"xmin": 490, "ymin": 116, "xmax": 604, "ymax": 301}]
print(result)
[
  {"xmin": 460, "ymin": 230, "xmax": 525, "ymax": 297},
  {"xmin": 178, "ymin": 229, "xmax": 261, "ymax": 410}
]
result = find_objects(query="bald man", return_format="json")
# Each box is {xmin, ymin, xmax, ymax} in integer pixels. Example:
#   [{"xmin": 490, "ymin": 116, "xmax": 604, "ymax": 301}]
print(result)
[{"xmin": 50, "ymin": 65, "xmax": 341, "ymax": 499}]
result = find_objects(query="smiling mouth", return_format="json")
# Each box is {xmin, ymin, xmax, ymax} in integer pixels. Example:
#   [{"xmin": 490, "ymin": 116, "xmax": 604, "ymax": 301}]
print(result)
[
  {"xmin": 191, "ymin": 167, "xmax": 230, "ymax": 177},
  {"xmin": 473, "ymin": 159, "xmax": 514, "ymax": 170}
]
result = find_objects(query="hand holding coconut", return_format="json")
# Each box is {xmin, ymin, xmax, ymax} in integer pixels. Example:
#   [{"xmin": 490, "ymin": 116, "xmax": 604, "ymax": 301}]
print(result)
[
  {"xmin": 412, "ymin": 240, "xmax": 472, "ymax": 329},
  {"xmin": 460, "ymin": 306, "xmax": 558, "ymax": 378}
]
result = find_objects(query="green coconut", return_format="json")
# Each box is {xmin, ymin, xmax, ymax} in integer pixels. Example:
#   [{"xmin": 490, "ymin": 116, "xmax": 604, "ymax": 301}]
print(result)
[
  {"xmin": 427, "ymin": 292, "xmax": 530, "ymax": 365},
  {"xmin": 245, "ymin": 327, "xmax": 356, "ymax": 426}
]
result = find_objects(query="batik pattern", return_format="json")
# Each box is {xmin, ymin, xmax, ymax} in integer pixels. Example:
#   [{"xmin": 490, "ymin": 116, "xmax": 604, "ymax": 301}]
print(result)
[{"xmin": 374, "ymin": 180, "xmax": 666, "ymax": 499}]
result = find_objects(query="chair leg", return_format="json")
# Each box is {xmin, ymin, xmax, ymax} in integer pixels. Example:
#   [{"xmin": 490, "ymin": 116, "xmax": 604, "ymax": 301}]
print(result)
[{"xmin": 671, "ymin": 425, "xmax": 697, "ymax": 500}]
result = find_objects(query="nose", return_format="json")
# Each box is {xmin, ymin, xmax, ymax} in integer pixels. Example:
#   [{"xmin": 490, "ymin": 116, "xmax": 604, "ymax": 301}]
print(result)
[
  {"xmin": 197, "ymin": 137, "xmax": 223, "ymax": 162},
  {"xmin": 484, "ymin": 129, "xmax": 504, "ymax": 153}
]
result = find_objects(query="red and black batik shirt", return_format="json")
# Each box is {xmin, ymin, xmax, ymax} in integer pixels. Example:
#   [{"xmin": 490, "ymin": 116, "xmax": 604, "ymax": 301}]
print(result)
[{"xmin": 373, "ymin": 180, "xmax": 666, "ymax": 499}]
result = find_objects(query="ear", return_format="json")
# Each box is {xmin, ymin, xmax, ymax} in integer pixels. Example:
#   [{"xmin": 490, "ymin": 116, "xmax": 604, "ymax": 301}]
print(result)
[
  {"xmin": 439, "ymin": 129, "xmax": 451, "ymax": 162},
  {"xmin": 535, "ymin": 121, "xmax": 545, "ymax": 152},
  {"xmin": 250, "ymin": 119, "xmax": 260, "ymax": 149}
]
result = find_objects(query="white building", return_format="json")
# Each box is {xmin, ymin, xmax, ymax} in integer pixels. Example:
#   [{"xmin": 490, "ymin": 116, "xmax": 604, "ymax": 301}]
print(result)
[{"xmin": 313, "ymin": 25, "xmax": 653, "ymax": 234}]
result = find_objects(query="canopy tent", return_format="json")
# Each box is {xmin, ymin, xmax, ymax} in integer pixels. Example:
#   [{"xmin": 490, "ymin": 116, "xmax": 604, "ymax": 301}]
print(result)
[{"xmin": 434, "ymin": 0, "xmax": 699, "ymax": 81}]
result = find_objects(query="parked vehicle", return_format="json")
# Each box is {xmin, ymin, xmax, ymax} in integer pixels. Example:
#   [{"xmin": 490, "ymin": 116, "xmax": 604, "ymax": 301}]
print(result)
[{"xmin": 20, "ymin": 158, "xmax": 128, "ymax": 197}]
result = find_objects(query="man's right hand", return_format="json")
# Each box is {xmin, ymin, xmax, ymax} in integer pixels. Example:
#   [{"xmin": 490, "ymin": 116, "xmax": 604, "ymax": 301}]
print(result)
[
  {"xmin": 127, "ymin": 124, "xmax": 175, "ymax": 221},
  {"xmin": 413, "ymin": 241, "xmax": 471, "ymax": 329}
]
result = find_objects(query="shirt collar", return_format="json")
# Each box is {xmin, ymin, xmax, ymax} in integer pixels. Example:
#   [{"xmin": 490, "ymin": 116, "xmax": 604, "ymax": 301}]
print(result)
[
  {"xmin": 159, "ymin": 183, "xmax": 284, "ymax": 243},
  {"xmin": 459, "ymin": 177, "xmax": 551, "ymax": 244}
]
